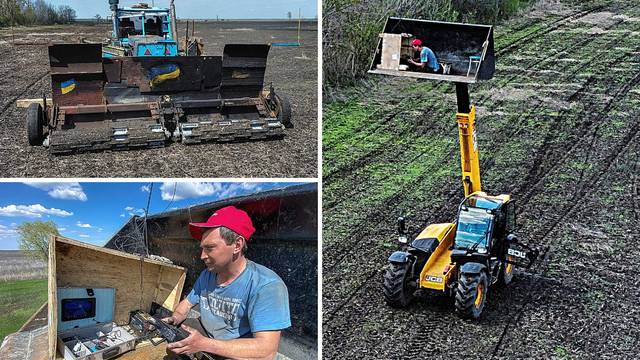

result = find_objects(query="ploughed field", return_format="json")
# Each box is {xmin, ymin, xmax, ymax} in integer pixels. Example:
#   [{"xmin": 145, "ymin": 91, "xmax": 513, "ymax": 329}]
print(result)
[
  {"xmin": 323, "ymin": 1, "xmax": 640, "ymax": 358},
  {"xmin": 0, "ymin": 20, "xmax": 317, "ymax": 177}
]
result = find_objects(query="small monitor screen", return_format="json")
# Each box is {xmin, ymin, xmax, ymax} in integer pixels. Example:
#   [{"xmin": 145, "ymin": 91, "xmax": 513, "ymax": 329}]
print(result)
[{"xmin": 61, "ymin": 298, "xmax": 96, "ymax": 322}]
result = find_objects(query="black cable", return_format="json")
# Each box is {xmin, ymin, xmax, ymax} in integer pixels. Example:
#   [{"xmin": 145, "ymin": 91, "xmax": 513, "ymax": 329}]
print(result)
[
  {"xmin": 143, "ymin": 183, "xmax": 154, "ymax": 257},
  {"xmin": 161, "ymin": 182, "xmax": 178, "ymax": 213}
]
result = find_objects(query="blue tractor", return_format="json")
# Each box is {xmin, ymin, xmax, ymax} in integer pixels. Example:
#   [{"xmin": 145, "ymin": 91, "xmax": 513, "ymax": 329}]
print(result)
[{"xmin": 103, "ymin": 0, "xmax": 201, "ymax": 57}]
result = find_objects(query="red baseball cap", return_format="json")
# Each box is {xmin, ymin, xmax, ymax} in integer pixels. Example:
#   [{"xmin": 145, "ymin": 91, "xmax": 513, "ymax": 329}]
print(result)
[
  {"xmin": 411, "ymin": 39, "xmax": 422, "ymax": 46},
  {"xmin": 189, "ymin": 206, "xmax": 255, "ymax": 241}
]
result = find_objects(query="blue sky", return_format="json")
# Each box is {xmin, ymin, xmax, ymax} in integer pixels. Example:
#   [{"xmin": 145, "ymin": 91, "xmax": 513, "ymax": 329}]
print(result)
[
  {"xmin": 0, "ymin": 181, "xmax": 305, "ymax": 250},
  {"xmin": 48, "ymin": 0, "xmax": 317, "ymax": 20}
]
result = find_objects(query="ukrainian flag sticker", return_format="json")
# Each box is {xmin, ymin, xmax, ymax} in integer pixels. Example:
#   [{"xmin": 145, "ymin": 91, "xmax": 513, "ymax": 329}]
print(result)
[
  {"xmin": 61, "ymin": 79, "xmax": 77, "ymax": 94},
  {"xmin": 149, "ymin": 63, "xmax": 180, "ymax": 87}
]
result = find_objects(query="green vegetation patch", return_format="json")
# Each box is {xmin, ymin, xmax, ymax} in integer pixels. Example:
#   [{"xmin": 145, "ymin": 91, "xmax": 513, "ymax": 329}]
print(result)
[{"xmin": 0, "ymin": 278, "xmax": 47, "ymax": 344}]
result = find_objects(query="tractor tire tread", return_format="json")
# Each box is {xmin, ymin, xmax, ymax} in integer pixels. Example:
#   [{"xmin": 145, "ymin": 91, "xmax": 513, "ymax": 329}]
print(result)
[{"xmin": 382, "ymin": 263, "xmax": 413, "ymax": 308}]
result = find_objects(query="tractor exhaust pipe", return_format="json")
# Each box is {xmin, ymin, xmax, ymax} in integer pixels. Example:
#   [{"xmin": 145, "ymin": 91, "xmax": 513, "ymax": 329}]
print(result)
[
  {"xmin": 109, "ymin": 0, "xmax": 119, "ymax": 41},
  {"xmin": 169, "ymin": 0, "xmax": 179, "ymax": 47}
]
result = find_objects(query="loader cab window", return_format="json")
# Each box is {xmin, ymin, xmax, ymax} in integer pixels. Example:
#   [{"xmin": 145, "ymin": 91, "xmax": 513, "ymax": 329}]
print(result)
[{"xmin": 455, "ymin": 207, "xmax": 493, "ymax": 251}]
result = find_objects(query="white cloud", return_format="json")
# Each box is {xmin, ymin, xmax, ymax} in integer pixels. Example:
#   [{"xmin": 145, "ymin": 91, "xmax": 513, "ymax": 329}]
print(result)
[
  {"xmin": 79, "ymin": 234, "xmax": 90, "ymax": 238},
  {"xmin": 24, "ymin": 182, "xmax": 88, "ymax": 201},
  {"xmin": 0, "ymin": 224, "xmax": 17, "ymax": 236},
  {"xmin": 160, "ymin": 182, "xmax": 264, "ymax": 201},
  {"xmin": 58, "ymin": 227, "xmax": 67, "ymax": 231},
  {"xmin": 0, "ymin": 204, "xmax": 72, "ymax": 218},
  {"xmin": 141, "ymin": 185, "xmax": 151, "ymax": 193},
  {"xmin": 124, "ymin": 206, "xmax": 146, "ymax": 217},
  {"xmin": 160, "ymin": 182, "xmax": 215, "ymax": 200},
  {"xmin": 76, "ymin": 222, "xmax": 92, "ymax": 228}
]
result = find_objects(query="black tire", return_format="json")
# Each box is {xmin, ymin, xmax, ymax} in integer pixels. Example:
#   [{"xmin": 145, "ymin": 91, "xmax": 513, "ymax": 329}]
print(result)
[
  {"xmin": 455, "ymin": 271, "xmax": 488, "ymax": 319},
  {"xmin": 498, "ymin": 255, "xmax": 514, "ymax": 286},
  {"xmin": 27, "ymin": 103, "xmax": 44, "ymax": 146},
  {"xmin": 383, "ymin": 262, "xmax": 414, "ymax": 308},
  {"xmin": 274, "ymin": 93, "xmax": 293, "ymax": 128}
]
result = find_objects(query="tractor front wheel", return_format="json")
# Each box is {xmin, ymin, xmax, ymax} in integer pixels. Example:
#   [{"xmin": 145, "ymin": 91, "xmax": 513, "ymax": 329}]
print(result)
[
  {"xmin": 383, "ymin": 262, "xmax": 414, "ymax": 308},
  {"xmin": 455, "ymin": 271, "xmax": 488, "ymax": 319},
  {"xmin": 27, "ymin": 103, "xmax": 44, "ymax": 146},
  {"xmin": 273, "ymin": 93, "xmax": 293, "ymax": 128}
]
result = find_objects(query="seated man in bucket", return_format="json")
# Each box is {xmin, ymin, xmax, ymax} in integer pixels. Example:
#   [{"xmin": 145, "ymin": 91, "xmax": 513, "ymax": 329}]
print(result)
[
  {"xmin": 163, "ymin": 206, "xmax": 291, "ymax": 359},
  {"xmin": 408, "ymin": 38, "xmax": 442, "ymax": 74}
]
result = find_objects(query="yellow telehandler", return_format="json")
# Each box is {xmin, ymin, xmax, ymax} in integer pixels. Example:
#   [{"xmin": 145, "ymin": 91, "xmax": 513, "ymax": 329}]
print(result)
[{"xmin": 371, "ymin": 18, "xmax": 538, "ymax": 319}]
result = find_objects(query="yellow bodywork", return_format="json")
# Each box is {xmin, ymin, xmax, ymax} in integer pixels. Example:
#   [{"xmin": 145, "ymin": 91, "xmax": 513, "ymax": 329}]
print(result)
[
  {"xmin": 417, "ymin": 223, "xmax": 457, "ymax": 291},
  {"xmin": 468, "ymin": 191, "xmax": 511, "ymax": 204}
]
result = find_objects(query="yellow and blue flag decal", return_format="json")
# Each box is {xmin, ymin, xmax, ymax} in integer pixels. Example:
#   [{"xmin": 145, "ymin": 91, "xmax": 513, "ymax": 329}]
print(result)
[
  {"xmin": 61, "ymin": 79, "xmax": 76, "ymax": 94},
  {"xmin": 149, "ymin": 63, "xmax": 181, "ymax": 87}
]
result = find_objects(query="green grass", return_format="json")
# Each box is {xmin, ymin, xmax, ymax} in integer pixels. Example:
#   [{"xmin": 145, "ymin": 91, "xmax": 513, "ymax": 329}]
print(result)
[{"xmin": 0, "ymin": 278, "xmax": 47, "ymax": 344}]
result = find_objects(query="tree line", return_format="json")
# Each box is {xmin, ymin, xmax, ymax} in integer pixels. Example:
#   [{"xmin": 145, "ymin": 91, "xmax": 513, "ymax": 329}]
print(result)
[{"xmin": 0, "ymin": 0, "xmax": 76, "ymax": 27}]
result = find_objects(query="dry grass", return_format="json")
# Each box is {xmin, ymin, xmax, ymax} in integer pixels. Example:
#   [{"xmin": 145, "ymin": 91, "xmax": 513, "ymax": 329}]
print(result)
[{"xmin": 0, "ymin": 251, "xmax": 46, "ymax": 282}]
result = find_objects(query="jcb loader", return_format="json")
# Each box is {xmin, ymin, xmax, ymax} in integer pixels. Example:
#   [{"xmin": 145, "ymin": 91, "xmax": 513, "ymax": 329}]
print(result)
[{"xmin": 371, "ymin": 18, "xmax": 539, "ymax": 319}]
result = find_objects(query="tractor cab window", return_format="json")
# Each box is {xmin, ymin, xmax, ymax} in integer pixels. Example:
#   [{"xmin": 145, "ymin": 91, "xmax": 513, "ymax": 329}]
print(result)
[
  {"xmin": 454, "ymin": 207, "xmax": 493, "ymax": 251},
  {"xmin": 119, "ymin": 14, "xmax": 165, "ymax": 37}
]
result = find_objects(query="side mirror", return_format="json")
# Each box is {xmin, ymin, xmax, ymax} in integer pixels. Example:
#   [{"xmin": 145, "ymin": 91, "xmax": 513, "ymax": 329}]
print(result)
[
  {"xmin": 506, "ymin": 233, "xmax": 518, "ymax": 243},
  {"xmin": 397, "ymin": 216, "xmax": 407, "ymax": 244}
]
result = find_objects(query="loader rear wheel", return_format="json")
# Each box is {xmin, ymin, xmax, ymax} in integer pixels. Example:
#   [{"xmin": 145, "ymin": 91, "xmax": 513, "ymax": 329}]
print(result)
[
  {"xmin": 274, "ymin": 93, "xmax": 293, "ymax": 128},
  {"xmin": 27, "ymin": 103, "xmax": 44, "ymax": 146},
  {"xmin": 455, "ymin": 271, "xmax": 488, "ymax": 319},
  {"xmin": 498, "ymin": 255, "xmax": 514, "ymax": 286},
  {"xmin": 383, "ymin": 262, "xmax": 414, "ymax": 308}
]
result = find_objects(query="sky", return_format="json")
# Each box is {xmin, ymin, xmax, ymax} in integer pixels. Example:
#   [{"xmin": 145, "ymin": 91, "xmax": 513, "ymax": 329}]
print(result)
[
  {"xmin": 48, "ymin": 0, "xmax": 317, "ymax": 20},
  {"xmin": 0, "ymin": 181, "xmax": 305, "ymax": 250}
]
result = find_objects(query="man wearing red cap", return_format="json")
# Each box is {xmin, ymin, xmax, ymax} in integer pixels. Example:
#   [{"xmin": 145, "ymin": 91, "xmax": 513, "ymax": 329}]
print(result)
[
  {"xmin": 163, "ymin": 206, "xmax": 291, "ymax": 359},
  {"xmin": 408, "ymin": 38, "xmax": 442, "ymax": 74}
]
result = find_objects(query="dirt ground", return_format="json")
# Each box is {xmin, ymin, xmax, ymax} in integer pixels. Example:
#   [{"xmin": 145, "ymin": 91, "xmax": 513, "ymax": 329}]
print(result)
[
  {"xmin": 0, "ymin": 20, "xmax": 317, "ymax": 177},
  {"xmin": 323, "ymin": 0, "xmax": 640, "ymax": 358}
]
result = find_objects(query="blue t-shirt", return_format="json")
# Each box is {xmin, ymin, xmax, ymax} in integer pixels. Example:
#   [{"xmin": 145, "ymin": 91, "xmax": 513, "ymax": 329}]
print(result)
[
  {"xmin": 420, "ymin": 47, "xmax": 440, "ymax": 71},
  {"xmin": 186, "ymin": 260, "xmax": 291, "ymax": 339}
]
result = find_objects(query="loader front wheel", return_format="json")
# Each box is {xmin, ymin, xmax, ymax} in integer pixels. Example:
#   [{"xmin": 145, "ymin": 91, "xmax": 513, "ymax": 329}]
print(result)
[
  {"xmin": 383, "ymin": 262, "xmax": 414, "ymax": 308},
  {"xmin": 455, "ymin": 271, "xmax": 488, "ymax": 319},
  {"xmin": 274, "ymin": 93, "xmax": 293, "ymax": 128},
  {"xmin": 27, "ymin": 103, "xmax": 44, "ymax": 146}
]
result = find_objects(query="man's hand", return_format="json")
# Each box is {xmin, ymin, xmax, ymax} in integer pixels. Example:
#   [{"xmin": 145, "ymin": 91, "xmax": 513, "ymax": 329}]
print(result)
[
  {"xmin": 161, "ymin": 316, "xmax": 177, "ymax": 325},
  {"xmin": 166, "ymin": 324, "xmax": 208, "ymax": 355}
]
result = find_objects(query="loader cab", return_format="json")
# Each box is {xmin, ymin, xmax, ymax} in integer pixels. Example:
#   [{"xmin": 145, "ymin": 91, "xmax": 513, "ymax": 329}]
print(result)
[{"xmin": 453, "ymin": 193, "xmax": 512, "ymax": 254}]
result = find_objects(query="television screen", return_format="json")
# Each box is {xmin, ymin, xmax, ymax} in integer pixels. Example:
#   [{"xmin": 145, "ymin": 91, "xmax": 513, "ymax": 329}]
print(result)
[{"xmin": 61, "ymin": 298, "xmax": 96, "ymax": 322}]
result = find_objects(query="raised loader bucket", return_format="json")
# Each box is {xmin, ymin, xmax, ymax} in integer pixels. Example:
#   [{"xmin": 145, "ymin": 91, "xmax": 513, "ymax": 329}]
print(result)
[
  {"xmin": 368, "ymin": 17, "xmax": 495, "ymax": 83},
  {"xmin": 41, "ymin": 43, "xmax": 286, "ymax": 153}
]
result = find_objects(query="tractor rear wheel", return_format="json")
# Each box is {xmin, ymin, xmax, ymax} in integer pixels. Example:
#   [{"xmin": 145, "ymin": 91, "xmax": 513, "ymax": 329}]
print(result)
[
  {"xmin": 27, "ymin": 103, "xmax": 44, "ymax": 146},
  {"xmin": 498, "ymin": 255, "xmax": 514, "ymax": 286},
  {"xmin": 383, "ymin": 262, "xmax": 414, "ymax": 308},
  {"xmin": 455, "ymin": 271, "xmax": 488, "ymax": 319},
  {"xmin": 274, "ymin": 93, "xmax": 293, "ymax": 128}
]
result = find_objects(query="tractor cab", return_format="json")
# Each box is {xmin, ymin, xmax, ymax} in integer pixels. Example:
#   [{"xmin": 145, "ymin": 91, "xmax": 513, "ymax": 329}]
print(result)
[{"xmin": 104, "ymin": 1, "xmax": 179, "ymax": 57}]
